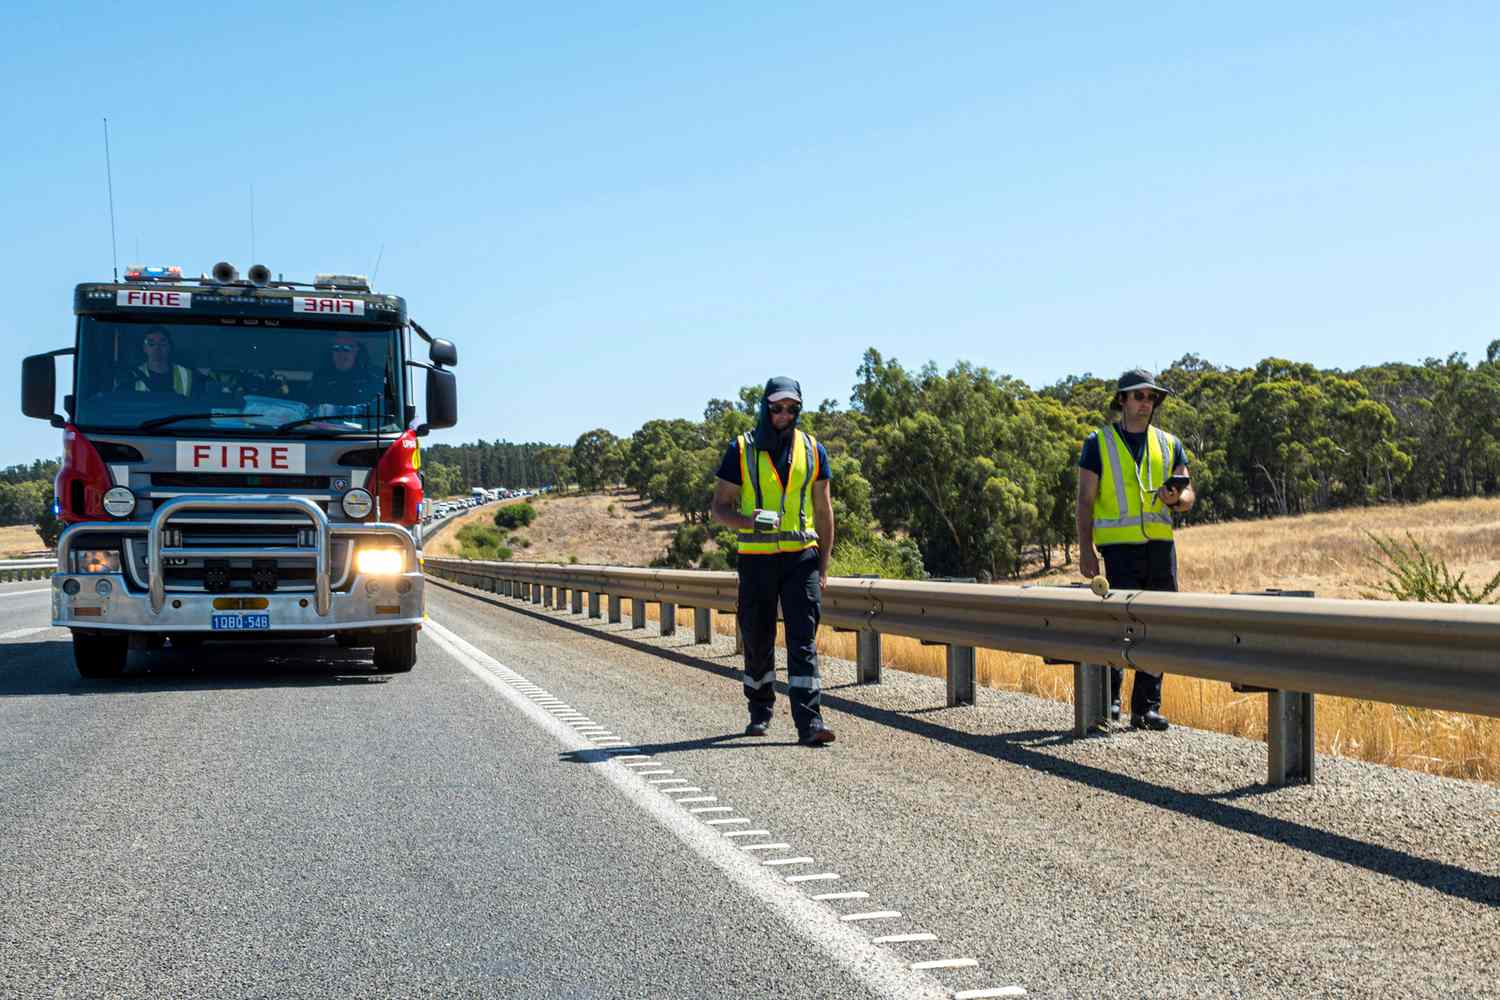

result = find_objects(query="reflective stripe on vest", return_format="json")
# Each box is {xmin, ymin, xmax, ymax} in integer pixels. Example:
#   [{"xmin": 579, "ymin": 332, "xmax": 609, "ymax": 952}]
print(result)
[
  {"xmin": 133, "ymin": 364, "xmax": 193, "ymax": 395},
  {"xmin": 1092, "ymin": 424, "xmax": 1176, "ymax": 545},
  {"xmin": 737, "ymin": 430, "xmax": 821, "ymax": 555}
]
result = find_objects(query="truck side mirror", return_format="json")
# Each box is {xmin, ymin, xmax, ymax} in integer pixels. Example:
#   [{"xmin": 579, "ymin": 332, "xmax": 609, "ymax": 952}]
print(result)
[
  {"xmin": 429, "ymin": 339, "xmax": 458, "ymax": 367},
  {"xmin": 22, "ymin": 354, "xmax": 62, "ymax": 426},
  {"xmin": 421, "ymin": 367, "xmax": 457, "ymax": 433}
]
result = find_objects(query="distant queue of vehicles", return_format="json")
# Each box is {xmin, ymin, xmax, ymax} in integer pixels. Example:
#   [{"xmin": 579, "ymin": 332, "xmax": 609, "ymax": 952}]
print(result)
[{"xmin": 420, "ymin": 486, "xmax": 550, "ymax": 525}]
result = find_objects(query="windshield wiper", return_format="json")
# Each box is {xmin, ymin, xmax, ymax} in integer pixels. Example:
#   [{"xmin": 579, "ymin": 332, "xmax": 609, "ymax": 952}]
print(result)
[
  {"xmin": 136, "ymin": 412, "xmax": 263, "ymax": 431},
  {"xmin": 271, "ymin": 415, "xmax": 364, "ymax": 435}
]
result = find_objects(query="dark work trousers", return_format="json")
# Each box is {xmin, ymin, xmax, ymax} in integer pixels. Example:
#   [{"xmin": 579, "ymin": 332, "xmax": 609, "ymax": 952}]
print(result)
[
  {"xmin": 1102, "ymin": 540, "xmax": 1177, "ymax": 715},
  {"xmin": 738, "ymin": 548, "xmax": 825, "ymax": 736}
]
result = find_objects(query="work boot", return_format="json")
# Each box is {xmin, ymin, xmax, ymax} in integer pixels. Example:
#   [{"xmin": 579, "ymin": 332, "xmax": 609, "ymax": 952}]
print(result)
[
  {"xmin": 799, "ymin": 723, "xmax": 836, "ymax": 747},
  {"xmin": 744, "ymin": 719, "xmax": 770, "ymax": 737},
  {"xmin": 1110, "ymin": 700, "xmax": 1121, "ymax": 722},
  {"xmin": 1131, "ymin": 710, "xmax": 1169, "ymax": 732}
]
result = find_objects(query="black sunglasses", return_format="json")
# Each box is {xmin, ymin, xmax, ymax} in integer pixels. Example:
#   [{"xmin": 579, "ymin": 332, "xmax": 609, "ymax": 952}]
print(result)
[{"xmin": 768, "ymin": 403, "xmax": 800, "ymax": 415}]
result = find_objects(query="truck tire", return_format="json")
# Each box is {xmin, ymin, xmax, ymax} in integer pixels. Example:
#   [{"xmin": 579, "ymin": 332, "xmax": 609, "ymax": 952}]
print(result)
[
  {"xmin": 372, "ymin": 627, "xmax": 417, "ymax": 674},
  {"xmin": 73, "ymin": 633, "xmax": 129, "ymax": 679}
]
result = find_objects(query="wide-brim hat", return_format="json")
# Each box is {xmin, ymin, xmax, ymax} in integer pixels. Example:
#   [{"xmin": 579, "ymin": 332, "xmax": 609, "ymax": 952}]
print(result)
[{"xmin": 1110, "ymin": 368, "xmax": 1171, "ymax": 408}]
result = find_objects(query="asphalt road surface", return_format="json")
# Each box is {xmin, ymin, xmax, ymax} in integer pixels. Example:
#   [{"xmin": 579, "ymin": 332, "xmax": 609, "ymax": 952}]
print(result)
[{"xmin": 2, "ymin": 574, "xmax": 1497, "ymax": 999}]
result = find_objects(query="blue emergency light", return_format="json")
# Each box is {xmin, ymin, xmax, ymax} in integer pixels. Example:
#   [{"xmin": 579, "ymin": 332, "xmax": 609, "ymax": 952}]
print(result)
[{"xmin": 123, "ymin": 265, "xmax": 183, "ymax": 282}]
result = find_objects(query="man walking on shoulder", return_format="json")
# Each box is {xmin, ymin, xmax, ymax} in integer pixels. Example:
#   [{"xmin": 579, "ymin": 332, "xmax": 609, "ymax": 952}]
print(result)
[
  {"xmin": 711, "ymin": 377, "xmax": 837, "ymax": 746},
  {"xmin": 1076, "ymin": 369, "xmax": 1195, "ymax": 732}
]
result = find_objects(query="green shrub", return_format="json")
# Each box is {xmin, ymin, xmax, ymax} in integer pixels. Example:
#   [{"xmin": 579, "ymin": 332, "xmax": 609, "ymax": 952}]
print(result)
[
  {"xmin": 655, "ymin": 523, "xmax": 710, "ymax": 569},
  {"xmin": 698, "ymin": 549, "xmax": 731, "ymax": 572},
  {"xmin": 828, "ymin": 536, "xmax": 926, "ymax": 580},
  {"xmin": 456, "ymin": 524, "xmax": 513, "ymax": 562},
  {"xmin": 1364, "ymin": 532, "xmax": 1500, "ymax": 604},
  {"xmin": 493, "ymin": 503, "xmax": 537, "ymax": 530}
]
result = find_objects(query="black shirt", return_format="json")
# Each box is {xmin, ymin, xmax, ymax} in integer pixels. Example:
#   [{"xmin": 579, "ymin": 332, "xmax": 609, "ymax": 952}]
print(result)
[{"xmin": 1078, "ymin": 424, "xmax": 1189, "ymax": 477}]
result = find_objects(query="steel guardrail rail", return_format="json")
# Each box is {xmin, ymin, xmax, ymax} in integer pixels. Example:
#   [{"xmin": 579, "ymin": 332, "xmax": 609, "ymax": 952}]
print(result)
[
  {"xmin": 422, "ymin": 556, "xmax": 1500, "ymax": 784},
  {"xmin": 0, "ymin": 558, "xmax": 57, "ymax": 582}
]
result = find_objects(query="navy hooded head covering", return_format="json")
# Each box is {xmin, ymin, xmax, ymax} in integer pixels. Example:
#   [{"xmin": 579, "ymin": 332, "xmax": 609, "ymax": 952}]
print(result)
[{"xmin": 752, "ymin": 376, "xmax": 803, "ymax": 450}]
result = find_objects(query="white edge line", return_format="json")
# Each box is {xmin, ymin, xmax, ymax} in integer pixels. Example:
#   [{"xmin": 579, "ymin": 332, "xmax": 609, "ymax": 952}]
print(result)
[
  {"xmin": 422, "ymin": 618, "xmax": 951, "ymax": 1000},
  {"xmin": 953, "ymin": 989, "xmax": 1028, "ymax": 999},
  {"xmin": 910, "ymin": 959, "xmax": 978, "ymax": 971}
]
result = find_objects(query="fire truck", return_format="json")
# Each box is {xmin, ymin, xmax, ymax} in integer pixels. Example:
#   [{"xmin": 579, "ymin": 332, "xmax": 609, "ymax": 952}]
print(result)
[{"xmin": 20, "ymin": 261, "xmax": 459, "ymax": 678}]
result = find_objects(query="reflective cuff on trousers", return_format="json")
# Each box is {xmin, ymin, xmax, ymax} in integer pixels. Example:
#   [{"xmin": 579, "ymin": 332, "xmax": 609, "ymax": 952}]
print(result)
[
  {"xmin": 787, "ymin": 675, "xmax": 822, "ymax": 692},
  {"xmin": 741, "ymin": 671, "xmax": 776, "ymax": 689}
]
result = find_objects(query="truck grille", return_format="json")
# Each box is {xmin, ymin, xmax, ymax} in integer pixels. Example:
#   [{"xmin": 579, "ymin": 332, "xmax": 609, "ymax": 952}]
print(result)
[{"xmin": 125, "ymin": 515, "xmax": 353, "ymax": 593}]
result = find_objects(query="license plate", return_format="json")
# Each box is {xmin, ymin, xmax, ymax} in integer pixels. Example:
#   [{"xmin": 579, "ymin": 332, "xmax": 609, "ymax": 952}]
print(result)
[{"xmin": 211, "ymin": 612, "xmax": 270, "ymax": 631}]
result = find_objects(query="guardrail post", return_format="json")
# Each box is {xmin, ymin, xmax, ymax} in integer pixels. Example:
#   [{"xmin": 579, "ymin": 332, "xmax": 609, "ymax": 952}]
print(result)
[
  {"xmin": 554, "ymin": 586, "xmax": 567, "ymax": 610},
  {"xmin": 609, "ymin": 594, "xmax": 623, "ymax": 624},
  {"xmin": 1073, "ymin": 663, "xmax": 1111, "ymax": 736},
  {"xmin": 571, "ymin": 589, "xmax": 584, "ymax": 614},
  {"xmin": 660, "ymin": 601, "xmax": 677, "ymax": 636},
  {"xmin": 947, "ymin": 645, "xmax": 976, "ymax": 706},
  {"xmin": 1233, "ymin": 589, "xmax": 1318, "ymax": 786},
  {"xmin": 693, "ymin": 607, "xmax": 712, "ymax": 643},
  {"xmin": 534, "ymin": 584, "xmax": 545, "ymax": 606},
  {"xmin": 631, "ymin": 598, "xmax": 647, "ymax": 629},
  {"xmin": 1268, "ymin": 691, "xmax": 1315, "ymax": 785},
  {"xmin": 589, "ymin": 591, "xmax": 602, "ymax": 619},
  {"xmin": 856, "ymin": 630, "xmax": 882, "ymax": 684}
]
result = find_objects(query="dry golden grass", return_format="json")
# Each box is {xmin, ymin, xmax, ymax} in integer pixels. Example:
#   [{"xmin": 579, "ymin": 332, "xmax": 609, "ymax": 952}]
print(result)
[
  {"xmin": 428, "ymin": 489, "xmax": 685, "ymax": 566},
  {"xmin": 626, "ymin": 497, "xmax": 1500, "ymax": 784},
  {"xmin": 0, "ymin": 524, "xmax": 45, "ymax": 558}
]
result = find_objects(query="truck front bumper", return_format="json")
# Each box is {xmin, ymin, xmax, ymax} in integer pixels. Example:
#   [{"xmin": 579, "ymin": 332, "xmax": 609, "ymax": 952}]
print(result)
[{"xmin": 51, "ymin": 570, "xmax": 424, "ymax": 633}]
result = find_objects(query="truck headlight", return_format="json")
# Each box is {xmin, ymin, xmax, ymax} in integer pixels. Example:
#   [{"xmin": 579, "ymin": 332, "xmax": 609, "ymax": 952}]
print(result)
[
  {"xmin": 342, "ymin": 488, "xmax": 374, "ymax": 519},
  {"xmin": 355, "ymin": 548, "xmax": 404, "ymax": 576},
  {"xmin": 74, "ymin": 549, "xmax": 122, "ymax": 574}
]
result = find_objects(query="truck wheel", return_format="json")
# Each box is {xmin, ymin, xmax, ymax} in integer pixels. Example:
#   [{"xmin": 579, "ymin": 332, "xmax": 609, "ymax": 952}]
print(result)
[
  {"xmin": 73, "ymin": 633, "xmax": 129, "ymax": 679},
  {"xmin": 372, "ymin": 627, "xmax": 417, "ymax": 674},
  {"xmin": 335, "ymin": 632, "xmax": 368, "ymax": 648}
]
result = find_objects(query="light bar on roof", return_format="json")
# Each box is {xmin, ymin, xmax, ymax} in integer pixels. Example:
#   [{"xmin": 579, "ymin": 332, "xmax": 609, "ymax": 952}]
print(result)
[
  {"xmin": 123, "ymin": 265, "xmax": 183, "ymax": 283},
  {"xmin": 314, "ymin": 273, "xmax": 371, "ymax": 292}
]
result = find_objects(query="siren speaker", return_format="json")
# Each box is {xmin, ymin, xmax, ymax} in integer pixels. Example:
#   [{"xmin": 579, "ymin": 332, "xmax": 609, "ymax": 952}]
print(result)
[
  {"xmin": 211, "ymin": 261, "xmax": 238, "ymax": 282},
  {"xmin": 247, "ymin": 263, "xmax": 271, "ymax": 286}
]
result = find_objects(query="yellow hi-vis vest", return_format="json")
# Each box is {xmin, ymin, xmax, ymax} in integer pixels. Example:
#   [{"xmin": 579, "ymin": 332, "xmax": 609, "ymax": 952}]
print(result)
[
  {"xmin": 736, "ymin": 429, "xmax": 821, "ymax": 556},
  {"xmin": 1092, "ymin": 424, "xmax": 1179, "ymax": 546},
  {"xmin": 132, "ymin": 363, "xmax": 193, "ymax": 395}
]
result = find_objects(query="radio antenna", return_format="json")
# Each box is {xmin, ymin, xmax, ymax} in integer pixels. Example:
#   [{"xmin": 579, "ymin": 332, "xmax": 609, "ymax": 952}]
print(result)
[
  {"xmin": 102, "ymin": 118, "xmax": 119, "ymax": 280},
  {"xmin": 371, "ymin": 243, "xmax": 385, "ymax": 286},
  {"xmin": 250, "ymin": 184, "xmax": 257, "ymax": 263}
]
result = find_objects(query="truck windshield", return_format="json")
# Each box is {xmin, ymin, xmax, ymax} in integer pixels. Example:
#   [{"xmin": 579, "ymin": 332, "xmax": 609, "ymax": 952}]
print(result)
[{"xmin": 72, "ymin": 317, "xmax": 404, "ymax": 436}]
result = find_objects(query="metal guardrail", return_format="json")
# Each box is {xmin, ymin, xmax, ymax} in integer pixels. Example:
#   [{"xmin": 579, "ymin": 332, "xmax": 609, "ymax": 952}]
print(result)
[
  {"xmin": 422, "ymin": 557, "xmax": 1500, "ymax": 787},
  {"xmin": 0, "ymin": 558, "xmax": 56, "ymax": 582}
]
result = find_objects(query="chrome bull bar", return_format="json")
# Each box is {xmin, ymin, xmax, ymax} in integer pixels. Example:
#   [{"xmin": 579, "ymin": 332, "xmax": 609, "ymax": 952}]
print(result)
[{"xmin": 149, "ymin": 495, "xmax": 331, "ymax": 615}]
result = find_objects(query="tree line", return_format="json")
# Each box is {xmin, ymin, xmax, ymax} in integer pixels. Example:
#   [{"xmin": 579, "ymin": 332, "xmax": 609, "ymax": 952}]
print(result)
[{"xmin": 558, "ymin": 344, "xmax": 1500, "ymax": 579}]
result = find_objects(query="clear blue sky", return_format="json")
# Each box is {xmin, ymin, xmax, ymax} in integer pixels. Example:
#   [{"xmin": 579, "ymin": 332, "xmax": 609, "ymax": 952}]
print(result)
[{"xmin": 3, "ymin": 2, "xmax": 1497, "ymax": 466}]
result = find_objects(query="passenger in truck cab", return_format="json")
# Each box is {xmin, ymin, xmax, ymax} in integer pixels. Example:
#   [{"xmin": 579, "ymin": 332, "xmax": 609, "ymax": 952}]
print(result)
[
  {"xmin": 123, "ymin": 326, "xmax": 198, "ymax": 396},
  {"xmin": 304, "ymin": 334, "xmax": 387, "ymax": 413}
]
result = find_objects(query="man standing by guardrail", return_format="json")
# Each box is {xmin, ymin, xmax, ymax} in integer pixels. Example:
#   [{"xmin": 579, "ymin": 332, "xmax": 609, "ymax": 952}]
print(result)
[
  {"xmin": 1076, "ymin": 369, "xmax": 1195, "ymax": 732},
  {"xmin": 710, "ymin": 377, "xmax": 837, "ymax": 746}
]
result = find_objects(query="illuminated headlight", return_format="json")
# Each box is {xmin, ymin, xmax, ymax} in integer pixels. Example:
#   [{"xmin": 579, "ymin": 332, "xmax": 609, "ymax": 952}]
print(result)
[
  {"xmin": 102, "ymin": 486, "xmax": 136, "ymax": 518},
  {"xmin": 341, "ymin": 488, "xmax": 374, "ymax": 519},
  {"xmin": 355, "ymin": 548, "xmax": 404, "ymax": 576},
  {"xmin": 74, "ymin": 549, "xmax": 122, "ymax": 574}
]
